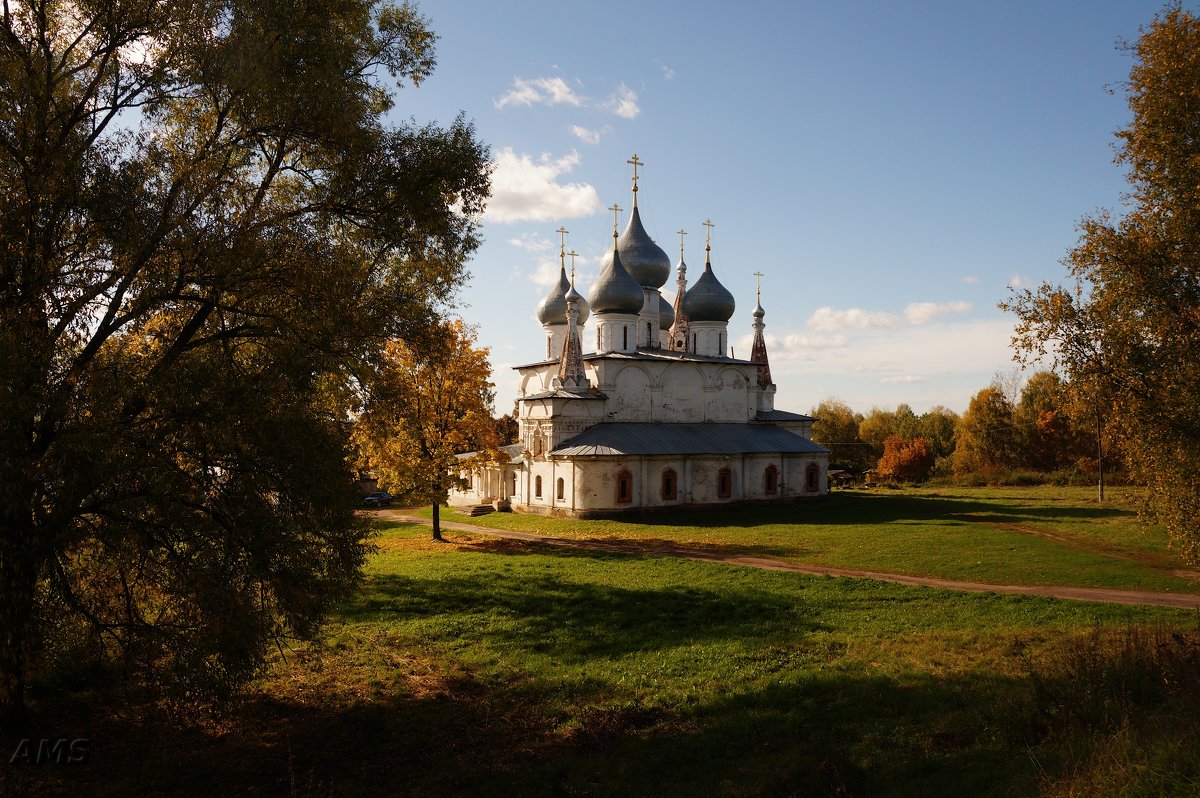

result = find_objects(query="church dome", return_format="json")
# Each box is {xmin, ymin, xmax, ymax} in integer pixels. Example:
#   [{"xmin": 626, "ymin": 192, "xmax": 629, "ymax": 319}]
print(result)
[
  {"xmin": 597, "ymin": 206, "xmax": 671, "ymax": 289},
  {"xmin": 683, "ymin": 258, "xmax": 736, "ymax": 322},
  {"xmin": 536, "ymin": 267, "xmax": 570, "ymax": 325},
  {"xmin": 588, "ymin": 245, "xmax": 645, "ymax": 315},
  {"xmin": 565, "ymin": 283, "xmax": 589, "ymax": 325},
  {"xmin": 658, "ymin": 292, "xmax": 675, "ymax": 329}
]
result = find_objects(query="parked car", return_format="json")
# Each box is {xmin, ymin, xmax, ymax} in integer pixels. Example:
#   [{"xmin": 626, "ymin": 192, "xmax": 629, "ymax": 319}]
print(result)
[{"xmin": 362, "ymin": 491, "xmax": 393, "ymax": 508}]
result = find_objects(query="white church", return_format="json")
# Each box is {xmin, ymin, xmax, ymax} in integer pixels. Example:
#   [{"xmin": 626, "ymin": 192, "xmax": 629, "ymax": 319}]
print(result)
[{"xmin": 450, "ymin": 157, "xmax": 829, "ymax": 517}]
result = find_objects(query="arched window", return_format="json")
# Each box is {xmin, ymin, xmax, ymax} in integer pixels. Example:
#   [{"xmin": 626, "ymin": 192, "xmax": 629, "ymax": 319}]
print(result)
[
  {"xmin": 806, "ymin": 464, "xmax": 820, "ymax": 492},
  {"xmin": 717, "ymin": 467, "xmax": 733, "ymax": 499},
  {"xmin": 661, "ymin": 468, "xmax": 678, "ymax": 500},
  {"xmin": 616, "ymin": 469, "xmax": 633, "ymax": 504},
  {"xmin": 535, "ymin": 475, "xmax": 543, "ymax": 498},
  {"xmin": 719, "ymin": 332, "xmax": 723, "ymax": 356},
  {"xmin": 764, "ymin": 465, "xmax": 779, "ymax": 496},
  {"xmin": 692, "ymin": 332, "xmax": 697, "ymax": 352},
  {"xmin": 646, "ymin": 321, "xmax": 653, "ymax": 345},
  {"xmin": 622, "ymin": 326, "xmax": 628, "ymax": 350},
  {"xmin": 556, "ymin": 477, "xmax": 565, "ymax": 500}
]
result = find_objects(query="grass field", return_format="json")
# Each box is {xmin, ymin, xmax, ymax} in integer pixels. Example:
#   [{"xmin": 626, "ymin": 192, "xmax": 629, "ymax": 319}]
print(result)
[
  {"xmin": 10, "ymin": 486, "xmax": 1200, "ymax": 797},
  {"xmin": 419, "ymin": 485, "xmax": 1200, "ymax": 594}
]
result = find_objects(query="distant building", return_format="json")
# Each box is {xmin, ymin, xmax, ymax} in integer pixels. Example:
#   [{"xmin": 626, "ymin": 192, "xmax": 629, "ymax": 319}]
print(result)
[{"xmin": 451, "ymin": 157, "xmax": 829, "ymax": 517}]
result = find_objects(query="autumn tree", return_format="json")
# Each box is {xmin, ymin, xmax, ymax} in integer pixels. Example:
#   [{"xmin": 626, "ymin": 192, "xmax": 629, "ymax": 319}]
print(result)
[
  {"xmin": 353, "ymin": 320, "xmax": 498, "ymax": 542},
  {"xmin": 918, "ymin": 406, "xmax": 959, "ymax": 459},
  {"xmin": 810, "ymin": 398, "xmax": 871, "ymax": 470},
  {"xmin": 0, "ymin": 0, "xmax": 489, "ymax": 723},
  {"xmin": 876, "ymin": 436, "xmax": 936, "ymax": 483},
  {"xmin": 952, "ymin": 386, "xmax": 1017, "ymax": 475},
  {"xmin": 1003, "ymin": 6, "xmax": 1200, "ymax": 559}
]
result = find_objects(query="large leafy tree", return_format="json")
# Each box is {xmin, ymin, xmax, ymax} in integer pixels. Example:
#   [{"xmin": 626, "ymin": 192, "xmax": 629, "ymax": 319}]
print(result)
[
  {"xmin": 0, "ymin": 0, "xmax": 489, "ymax": 722},
  {"xmin": 353, "ymin": 319, "xmax": 498, "ymax": 541},
  {"xmin": 1003, "ymin": 5, "xmax": 1200, "ymax": 561},
  {"xmin": 952, "ymin": 385, "xmax": 1016, "ymax": 475}
]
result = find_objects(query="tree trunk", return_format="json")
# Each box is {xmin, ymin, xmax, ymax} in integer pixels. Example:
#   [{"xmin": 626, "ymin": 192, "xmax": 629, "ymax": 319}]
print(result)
[
  {"xmin": 431, "ymin": 501, "xmax": 443, "ymax": 542},
  {"xmin": 0, "ymin": 541, "xmax": 37, "ymax": 731}
]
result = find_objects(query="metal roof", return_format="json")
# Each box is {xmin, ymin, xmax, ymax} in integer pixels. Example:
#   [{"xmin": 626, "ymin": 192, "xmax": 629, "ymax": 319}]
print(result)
[
  {"xmin": 755, "ymin": 409, "xmax": 815, "ymax": 423},
  {"xmin": 550, "ymin": 422, "xmax": 829, "ymax": 457}
]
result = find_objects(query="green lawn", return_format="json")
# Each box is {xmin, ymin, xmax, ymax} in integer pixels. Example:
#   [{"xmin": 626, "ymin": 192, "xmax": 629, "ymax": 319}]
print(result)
[
  {"xmin": 17, "ymin": 487, "xmax": 1200, "ymax": 797},
  {"xmin": 416, "ymin": 485, "xmax": 1199, "ymax": 594}
]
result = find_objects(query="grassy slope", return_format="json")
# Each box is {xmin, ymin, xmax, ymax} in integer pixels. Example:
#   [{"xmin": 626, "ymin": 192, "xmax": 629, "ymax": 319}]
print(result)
[{"xmin": 415, "ymin": 485, "xmax": 1198, "ymax": 593}]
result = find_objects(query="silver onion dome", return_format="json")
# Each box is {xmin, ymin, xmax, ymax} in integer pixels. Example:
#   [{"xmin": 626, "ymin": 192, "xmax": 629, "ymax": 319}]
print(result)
[
  {"xmin": 597, "ymin": 205, "xmax": 671, "ymax": 289},
  {"xmin": 536, "ymin": 266, "xmax": 570, "ymax": 325},
  {"xmin": 683, "ymin": 259, "xmax": 736, "ymax": 322},
  {"xmin": 658, "ymin": 292, "xmax": 675, "ymax": 329},
  {"xmin": 565, "ymin": 283, "xmax": 589, "ymax": 325},
  {"xmin": 588, "ymin": 245, "xmax": 645, "ymax": 315}
]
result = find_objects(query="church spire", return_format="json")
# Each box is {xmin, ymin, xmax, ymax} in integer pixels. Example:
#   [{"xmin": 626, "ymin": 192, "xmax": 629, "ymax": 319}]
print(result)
[
  {"xmin": 750, "ymin": 271, "xmax": 773, "ymax": 389},
  {"xmin": 557, "ymin": 265, "xmax": 588, "ymax": 391},
  {"xmin": 668, "ymin": 228, "xmax": 690, "ymax": 351}
]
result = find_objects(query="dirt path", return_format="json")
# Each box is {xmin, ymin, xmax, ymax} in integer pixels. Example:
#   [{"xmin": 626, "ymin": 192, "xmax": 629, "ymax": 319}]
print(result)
[{"xmin": 375, "ymin": 511, "xmax": 1200, "ymax": 610}]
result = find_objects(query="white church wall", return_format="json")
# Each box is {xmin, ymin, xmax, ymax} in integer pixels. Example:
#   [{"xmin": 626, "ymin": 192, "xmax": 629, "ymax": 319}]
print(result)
[
  {"xmin": 657, "ymin": 364, "xmax": 706, "ymax": 422},
  {"xmin": 710, "ymin": 367, "xmax": 751, "ymax": 422}
]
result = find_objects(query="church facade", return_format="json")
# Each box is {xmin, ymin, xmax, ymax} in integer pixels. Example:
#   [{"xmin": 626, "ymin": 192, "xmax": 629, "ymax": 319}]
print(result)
[{"xmin": 450, "ymin": 159, "xmax": 829, "ymax": 517}]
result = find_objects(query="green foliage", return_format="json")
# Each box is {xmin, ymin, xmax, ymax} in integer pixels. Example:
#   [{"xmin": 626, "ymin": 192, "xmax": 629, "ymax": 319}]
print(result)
[
  {"xmin": 1002, "ymin": 6, "xmax": 1200, "ymax": 563},
  {"xmin": 953, "ymin": 385, "xmax": 1017, "ymax": 475},
  {"xmin": 0, "ymin": 0, "xmax": 490, "ymax": 720},
  {"xmin": 810, "ymin": 397, "xmax": 871, "ymax": 470}
]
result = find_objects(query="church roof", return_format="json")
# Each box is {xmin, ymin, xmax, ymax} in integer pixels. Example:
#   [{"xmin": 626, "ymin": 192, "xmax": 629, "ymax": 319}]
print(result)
[
  {"xmin": 683, "ymin": 256, "xmax": 736, "ymax": 323},
  {"xmin": 588, "ymin": 244, "xmax": 645, "ymax": 315},
  {"xmin": 598, "ymin": 205, "xmax": 671, "ymax": 288},
  {"xmin": 755, "ymin": 410, "xmax": 814, "ymax": 423},
  {"xmin": 550, "ymin": 422, "xmax": 829, "ymax": 457}
]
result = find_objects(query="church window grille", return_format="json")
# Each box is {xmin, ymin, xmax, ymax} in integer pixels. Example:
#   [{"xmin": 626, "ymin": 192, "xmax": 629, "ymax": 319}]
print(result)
[
  {"xmin": 765, "ymin": 465, "xmax": 779, "ymax": 496},
  {"xmin": 556, "ymin": 477, "xmax": 565, "ymax": 501},
  {"xmin": 535, "ymin": 475, "xmax": 542, "ymax": 498},
  {"xmin": 661, "ymin": 469, "xmax": 678, "ymax": 500},
  {"xmin": 616, "ymin": 469, "xmax": 633, "ymax": 504},
  {"xmin": 806, "ymin": 464, "xmax": 820, "ymax": 492},
  {"xmin": 717, "ymin": 467, "xmax": 733, "ymax": 499}
]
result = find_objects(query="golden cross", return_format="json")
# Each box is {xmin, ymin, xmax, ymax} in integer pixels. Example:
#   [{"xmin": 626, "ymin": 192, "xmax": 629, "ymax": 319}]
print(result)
[
  {"xmin": 609, "ymin": 203, "xmax": 623, "ymax": 237},
  {"xmin": 753, "ymin": 271, "xmax": 764, "ymax": 302},
  {"xmin": 627, "ymin": 153, "xmax": 642, "ymax": 194},
  {"xmin": 677, "ymin": 228, "xmax": 687, "ymax": 258},
  {"xmin": 703, "ymin": 218, "xmax": 715, "ymax": 248},
  {"xmin": 568, "ymin": 249, "xmax": 579, "ymax": 283}
]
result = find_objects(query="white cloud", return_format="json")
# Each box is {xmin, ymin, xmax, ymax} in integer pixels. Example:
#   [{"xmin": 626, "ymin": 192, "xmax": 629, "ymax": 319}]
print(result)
[
  {"xmin": 602, "ymin": 83, "xmax": 640, "ymax": 119},
  {"xmin": 879, "ymin": 375, "xmax": 926, "ymax": 384},
  {"xmin": 806, "ymin": 306, "xmax": 901, "ymax": 332},
  {"xmin": 530, "ymin": 257, "xmax": 564, "ymax": 288},
  {"xmin": 661, "ymin": 64, "xmax": 676, "ymax": 80},
  {"xmin": 962, "ymin": 275, "xmax": 980, "ymax": 285},
  {"xmin": 506, "ymin": 233, "xmax": 554, "ymax": 253},
  {"xmin": 903, "ymin": 301, "xmax": 972, "ymax": 325},
  {"xmin": 1008, "ymin": 273, "xmax": 1030, "ymax": 289},
  {"xmin": 570, "ymin": 124, "xmax": 608, "ymax": 144},
  {"xmin": 494, "ymin": 77, "xmax": 583, "ymax": 110},
  {"xmin": 485, "ymin": 148, "xmax": 602, "ymax": 224}
]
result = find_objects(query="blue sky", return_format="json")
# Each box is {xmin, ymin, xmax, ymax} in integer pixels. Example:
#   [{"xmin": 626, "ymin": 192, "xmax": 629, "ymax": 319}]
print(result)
[{"xmin": 392, "ymin": 0, "xmax": 1174, "ymax": 415}]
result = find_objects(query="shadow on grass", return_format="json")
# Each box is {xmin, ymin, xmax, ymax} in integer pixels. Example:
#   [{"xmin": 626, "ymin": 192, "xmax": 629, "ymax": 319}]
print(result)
[
  {"xmin": 619, "ymin": 490, "xmax": 1136, "ymax": 530},
  {"xmin": 342, "ymin": 564, "xmax": 829, "ymax": 661},
  {"xmin": 463, "ymin": 535, "xmax": 809, "ymax": 561},
  {"xmin": 7, "ymin": 659, "xmax": 1045, "ymax": 798}
]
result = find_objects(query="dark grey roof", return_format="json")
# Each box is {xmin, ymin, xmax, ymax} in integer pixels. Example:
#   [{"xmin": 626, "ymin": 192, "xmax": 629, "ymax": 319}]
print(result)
[
  {"xmin": 521, "ymin": 388, "xmax": 607, "ymax": 401},
  {"xmin": 588, "ymin": 244, "xmax": 644, "ymax": 314},
  {"xmin": 550, "ymin": 423, "xmax": 829, "ymax": 457},
  {"xmin": 683, "ymin": 259, "xmax": 735, "ymax": 322},
  {"xmin": 514, "ymin": 348, "xmax": 752, "ymax": 371},
  {"xmin": 756, "ymin": 409, "xmax": 814, "ymax": 423},
  {"xmin": 455, "ymin": 444, "xmax": 526, "ymax": 463}
]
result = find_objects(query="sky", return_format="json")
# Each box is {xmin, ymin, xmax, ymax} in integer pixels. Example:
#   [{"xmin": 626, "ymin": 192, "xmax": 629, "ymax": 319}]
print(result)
[{"xmin": 389, "ymin": 0, "xmax": 1178, "ymax": 416}]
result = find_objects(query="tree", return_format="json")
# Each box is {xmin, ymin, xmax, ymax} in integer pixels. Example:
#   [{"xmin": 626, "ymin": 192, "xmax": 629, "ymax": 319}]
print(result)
[
  {"xmin": 1002, "ymin": 6, "xmax": 1200, "ymax": 560},
  {"xmin": 877, "ymin": 436, "xmax": 936, "ymax": 483},
  {"xmin": 952, "ymin": 386, "xmax": 1016, "ymax": 475},
  {"xmin": 810, "ymin": 398, "xmax": 870, "ymax": 471},
  {"xmin": 918, "ymin": 406, "xmax": 959, "ymax": 459},
  {"xmin": 0, "ymin": 1, "xmax": 489, "ymax": 722},
  {"xmin": 858, "ymin": 407, "xmax": 898, "ymax": 460},
  {"xmin": 353, "ymin": 320, "xmax": 498, "ymax": 542}
]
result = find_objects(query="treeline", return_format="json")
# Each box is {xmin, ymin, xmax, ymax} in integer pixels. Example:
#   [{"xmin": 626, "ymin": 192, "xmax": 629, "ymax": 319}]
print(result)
[{"xmin": 811, "ymin": 371, "xmax": 1109, "ymax": 484}]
